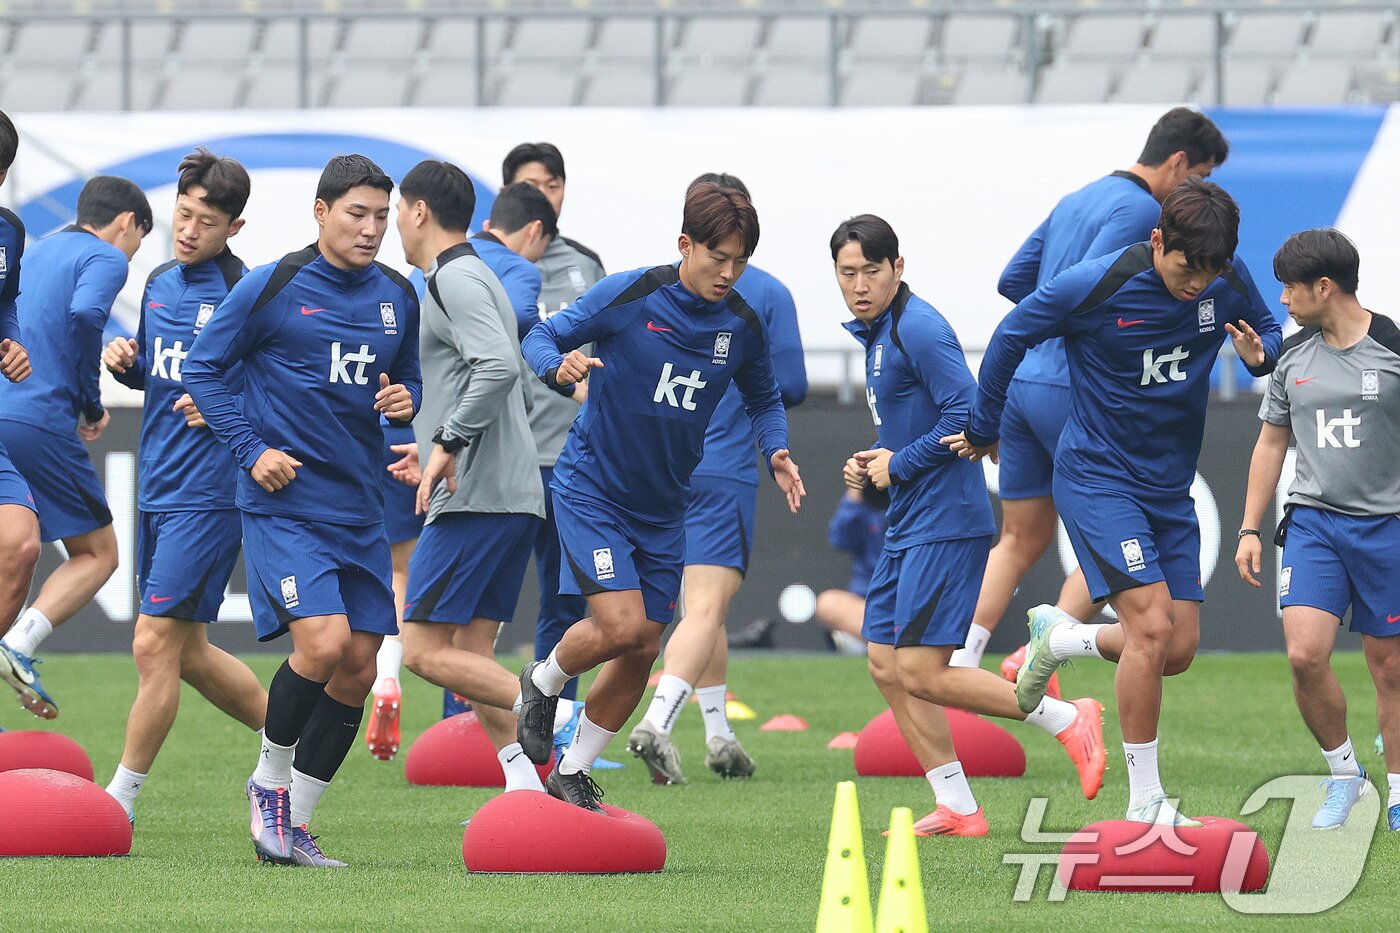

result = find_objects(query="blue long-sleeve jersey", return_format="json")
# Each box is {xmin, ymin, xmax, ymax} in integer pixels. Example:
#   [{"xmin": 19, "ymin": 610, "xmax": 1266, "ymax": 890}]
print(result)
[
  {"xmin": 694, "ymin": 265, "xmax": 807, "ymax": 484},
  {"xmin": 113, "ymin": 249, "xmax": 246, "ymax": 511},
  {"xmin": 521, "ymin": 264, "xmax": 789, "ymax": 528},
  {"xmin": 968, "ymin": 242, "xmax": 1282, "ymax": 497},
  {"xmin": 184, "ymin": 245, "xmax": 421, "ymax": 526},
  {"xmin": 1000, "ymin": 172, "xmax": 1161, "ymax": 388},
  {"xmin": 843, "ymin": 283, "xmax": 995, "ymax": 549},
  {"xmin": 0, "ymin": 227, "xmax": 128, "ymax": 432},
  {"xmin": 470, "ymin": 232, "xmax": 543, "ymax": 340},
  {"xmin": 0, "ymin": 207, "xmax": 25, "ymax": 344},
  {"xmin": 827, "ymin": 495, "xmax": 887, "ymax": 597}
]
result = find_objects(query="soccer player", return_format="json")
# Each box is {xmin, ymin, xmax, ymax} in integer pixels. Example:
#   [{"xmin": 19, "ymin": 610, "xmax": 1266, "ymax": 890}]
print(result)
[
  {"xmin": 393, "ymin": 160, "xmax": 547, "ymax": 794},
  {"xmin": 0, "ymin": 175, "xmax": 150, "ymax": 718},
  {"xmin": 948, "ymin": 179, "xmax": 1282, "ymax": 825},
  {"xmin": 1235, "ymin": 229, "xmax": 1400, "ymax": 832},
  {"xmin": 99, "ymin": 149, "xmax": 267, "ymax": 819},
  {"xmin": 183, "ymin": 154, "xmax": 420, "ymax": 867},
  {"xmin": 964, "ymin": 107, "xmax": 1230, "ymax": 676},
  {"xmin": 516, "ymin": 182, "xmax": 804, "ymax": 811},
  {"xmin": 473, "ymin": 180, "xmax": 556, "ymax": 323},
  {"xmin": 836, "ymin": 215, "xmax": 1105, "ymax": 836},
  {"xmin": 0, "ymin": 109, "xmax": 39, "ymax": 651},
  {"xmin": 503, "ymin": 142, "xmax": 605, "ymax": 701},
  {"xmin": 815, "ymin": 484, "xmax": 888, "ymax": 654},
  {"xmin": 629, "ymin": 172, "xmax": 807, "ymax": 785}
]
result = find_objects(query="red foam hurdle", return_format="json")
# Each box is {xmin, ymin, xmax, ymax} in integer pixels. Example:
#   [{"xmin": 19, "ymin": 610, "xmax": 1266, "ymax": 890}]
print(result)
[
  {"xmin": 404, "ymin": 712, "xmax": 552, "ymax": 787},
  {"xmin": 0, "ymin": 768, "xmax": 131, "ymax": 857},
  {"xmin": 463, "ymin": 790, "xmax": 667, "ymax": 873},
  {"xmin": 1058, "ymin": 817, "xmax": 1269, "ymax": 893},
  {"xmin": 0, "ymin": 730, "xmax": 94, "ymax": 780},
  {"xmin": 853, "ymin": 708, "xmax": 1026, "ymax": 778}
]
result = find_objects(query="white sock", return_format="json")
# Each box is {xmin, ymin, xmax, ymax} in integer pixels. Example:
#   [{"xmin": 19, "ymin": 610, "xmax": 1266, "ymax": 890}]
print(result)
[
  {"xmin": 372, "ymin": 639, "xmax": 404, "ymax": 693},
  {"xmin": 2, "ymin": 607, "xmax": 53, "ymax": 657},
  {"xmin": 696, "ymin": 684, "xmax": 734, "ymax": 741},
  {"xmin": 1322, "ymin": 737, "xmax": 1362, "ymax": 778},
  {"xmin": 289, "ymin": 767, "xmax": 329, "ymax": 828},
  {"xmin": 642, "ymin": 674, "xmax": 694, "ymax": 736},
  {"xmin": 531, "ymin": 649, "xmax": 571, "ymax": 697},
  {"xmin": 1048, "ymin": 620, "xmax": 1106, "ymax": 661},
  {"xmin": 553, "ymin": 699, "xmax": 583, "ymax": 732},
  {"xmin": 1389, "ymin": 773, "xmax": 1400, "ymax": 810},
  {"xmin": 105, "ymin": 764, "xmax": 146, "ymax": 818},
  {"xmin": 1123, "ymin": 739, "xmax": 1165, "ymax": 809},
  {"xmin": 1025, "ymin": 696, "xmax": 1078, "ymax": 735},
  {"xmin": 498, "ymin": 742, "xmax": 543, "ymax": 792},
  {"xmin": 251, "ymin": 731, "xmax": 296, "ymax": 788},
  {"xmin": 559, "ymin": 711, "xmax": 617, "ymax": 776},
  {"xmin": 949, "ymin": 624, "xmax": 992, "ymax": 669},
  {"xmin": 927, "ymin": 761, "xmax": 978, "ymax": 815},
  {"xmin": 512, "ymin": 691, "xmax": 523, "ymax": 715}
]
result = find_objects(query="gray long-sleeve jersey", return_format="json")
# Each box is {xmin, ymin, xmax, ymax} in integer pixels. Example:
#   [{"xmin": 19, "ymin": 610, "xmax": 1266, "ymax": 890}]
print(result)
[{"xmin": 416, "ymin": 242, "xmax": 544, "ymax": 523}]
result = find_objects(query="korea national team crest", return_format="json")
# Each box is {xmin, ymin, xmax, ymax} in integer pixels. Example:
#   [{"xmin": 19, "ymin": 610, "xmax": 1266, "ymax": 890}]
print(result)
[
  {"xmin": 280, "ymin": 574, "xmax": 300, "ymax": 609},
  {"xmin": 1362, "ymin": 369, "xmax": 1380, "ymax": 400},
  {"xmin": 1279, "ymin": 566, "xmax": 1292, "ymax": 597},
  {"xmin": 194, "ymin": 303, "xmax": 215, "ymax": 334},
  {"xmin": 593, "ymin": 547, "xmax": 615, "ymax": 581},
  {"xmin": 567, "ymin": 265, "xmax": 587, "ymax": 292},
  {"xmin": 712, "ymin": 331, "xmax": 732, "ymax": 364},
  {"xmin": 0, "ymin": 246, "xmax": 7, "ymax": 275},
  {"xmin": 380, "ymin": 301, "xmax": 398, "ymax": 334},
  {"xmin": 873, "ymin": 343, "xmax": 884, "ymax": 377},
  {"xmin": 1121, "ymin": 538, "xmax": 1146, "ymax": 573},
  {"xmin": 1197, "ymin": 298, "xmax": 1216, "ymax": 332}
]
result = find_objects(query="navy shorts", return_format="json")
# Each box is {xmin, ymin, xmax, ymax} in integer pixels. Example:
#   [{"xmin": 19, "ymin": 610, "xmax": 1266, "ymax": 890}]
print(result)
[
  {"xmin": 380, "ymin": 423, "xmax": 423, "ymax": 545},
  {"xmin": 553, "ymin": 489, "xmax": 683, "ymax": 624},
  {"xmin": 137, "ymin": 509, "xmax": 242, "ymax": 623},
  {"xmin": 404, "ymin": 512, "xmax": 539, "ymax": 624},
  {"xmin": 1280, "ymin": 506, "xmax": 1400, "ymax": 637},
  {"xmin": 997, "ymin": 381, "xmax": 1071, "ymax": 500},
  {"xmin": 862, "ymin": 536, "xmax": 992, "ymax": 648},
  {"xmin": 241, "ymin": 513, "xmax": 396, "ymax": 642},
  {"xmin": 0, "ymin": 439, "xmax": 35, "ymax": 513},
  {"xmin": 683, "ymin": 474, "xmax": 756, "ymax": 572},
  {"xmin": 1055, "ymin": 476, "xmax": 1203, "ymax": 603},
  {"xmin": 0, "ymin": 419, "xmax": 110, "ymax": 542}
]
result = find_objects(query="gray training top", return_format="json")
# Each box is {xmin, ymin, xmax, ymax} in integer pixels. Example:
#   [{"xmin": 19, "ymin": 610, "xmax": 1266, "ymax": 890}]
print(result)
[
  {"xmin": 416, "ymin": 242, "xmax": 545, "ymax": 523},
  {"xmin": 1259, "ymin": 312, "xmax": 1400, "ymax": 517},
  {"xmin": 527, "ymin": 234, "xmax": 606, "ymax": 467}
]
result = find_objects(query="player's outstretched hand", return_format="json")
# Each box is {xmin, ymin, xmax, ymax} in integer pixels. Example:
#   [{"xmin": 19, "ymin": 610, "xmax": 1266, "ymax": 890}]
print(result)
[
  {"xmin": 374, "ymin": 372, "xmax": 415, "ymax": 421},
  {"xmin": 843, "ymin": 455, "xmax": 867, "ymax": 491},
  {"xmin": 102, "ymin": 336, "xmax": 138, "ymax": 374},
  {"xmin": 172, "ymin": 393, "xmax": 205, "ymax": 428},
  {"xmin": 1225, "ymin": 320, "xmax": 1266, "ymax": 368},
  {"xmin": 771, "ymin": 449, "xmax": 805, "ymax": 514},
  {"xmin": 555, "ymin": 349, "xmax": 603, "ymax": 387},
  {"xmin": 388, "ymin": 442, "xmax": 420, "ymax": 486},
  {"xmin": 0, "ymin": 338, "xmax": 31, "ymax": 383},
  {"xmin": 1235, "ymin": 534, "xmax": 1263, "ymax": 588},
  {"xmin": 854, "ymin": 448, "xmax": 897, "ymax": 490},
  {"xmin": 251, "ymin": 448, "xmax": 302, "ymax": 492},
  {"xmin": 941, "ymin": 431, "xmax": 999, "ymax": 464},
  {"xmin": 417, "ymin": 443, "xmax": 458, "ymax": 515},
  {"xmin": 78, "ymin": 410, "xmax": 110, "ymax": 443}
]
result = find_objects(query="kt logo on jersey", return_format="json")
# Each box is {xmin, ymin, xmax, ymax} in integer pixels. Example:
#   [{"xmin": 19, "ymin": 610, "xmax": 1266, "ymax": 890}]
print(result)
[
  {"xmin": 330, "ymin": 343, "xmax": 376, "ymax": 385},
  {"xmin": 654, "ymin": 362, "xmax": 706, "ymax": 411}
]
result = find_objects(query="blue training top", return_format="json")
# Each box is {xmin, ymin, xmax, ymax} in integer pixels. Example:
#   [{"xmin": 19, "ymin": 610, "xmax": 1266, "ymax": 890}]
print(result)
[
  {"xmin": 0, "ymin": 207, "xmax": 25, "ymax": 345},
  {"xmin": 470, "ymin": 232, "xmax": 544, "ymax": 341}
]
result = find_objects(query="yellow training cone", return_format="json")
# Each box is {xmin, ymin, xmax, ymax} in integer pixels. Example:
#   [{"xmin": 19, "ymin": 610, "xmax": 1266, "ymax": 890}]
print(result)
[
  {"xmin": 875, "ymin": 807, "xmax": 927, "ymax": 933},
  {"xmin": 816, "ymin": 781, "xmax": 873, "ymax": 933},
  {"xmin": 726, "ymin": 699, "xmax": 757, "ymax": 721}
]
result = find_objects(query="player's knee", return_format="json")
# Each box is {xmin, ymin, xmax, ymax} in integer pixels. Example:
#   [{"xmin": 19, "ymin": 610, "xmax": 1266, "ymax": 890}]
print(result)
[
  {"xmin": 815, "ymin": 590, "xmax": 844, "ymax": 628},
  {"xmin": 1286, "ymin": 644, "xmax": 1330, "ymax": 682},
  {"xmin": 0, "ymin": 531, "xmax": 39, "ymax": 588},
  {"xmin": 131, "ymin": 622, "xmax": 182, "ymax": 673},
  {"xmin": 1164, "ymin": 635, "xmax": 1200, "ymax": 676},
  {"xmin": 401, "ymin": 640, "xmax": 436, "ymax": 680},
  {"xmin": 995, "ymin": 524, "xmax": 1054, "ymax": 562},
  {"xmin": 296, "ymin": 633, "xmax": 351, "ymax": 677},
  {"xmin": 866, "ymin": 651, "xmax": 898, "ymax": 691},
  {"xmin": 625, "ymin": 624, "xmax": 662, "ymax": 661},
  {"xmin": 1370, "ymin": 653, "xmax": 1400, "ymax": 692}
]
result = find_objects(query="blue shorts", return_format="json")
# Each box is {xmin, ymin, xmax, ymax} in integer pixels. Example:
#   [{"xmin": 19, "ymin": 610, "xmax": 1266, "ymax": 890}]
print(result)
[
  {"xmin": 1055, "ymin": 476, "xmax": 1202, "ymax": 603},
  {"xmin": 1280, "ymin": 506, "xmax": 1400, "ymax": 637},
  {"xmin": 997, "ymin": 381, "xmax": 1071, "ymax": 500},
  {"xmin": 0, "ymin": 439, "xmax": 36, "ymax": 512},
  {"xmin": 862, "ymin": 536, "xmax": 992, "ymax": 648},
  {"xmin": 381, "ymin": 424, "xmax": 423, "ymax": 545},
  {"xmin": 241, "ymin": 513, "xmax": 396, "ymax": 642},
  {"xmin": 405, "ymin": 512, "xmax": 539, "ymax": 624},
  {"xmin": 137, "ymin": 509, "xmax": 242, "ymax": 623},
  {"xmin": 684, "ymin": 475, "xmax": 756, "ymax": 572},
  {"xmin": 553, "ymin": 489, "xmax": 683, "ymax": 624},
  {"xmin": 0, "ymin": 419, "xmax": 110, "ymax": 541}
]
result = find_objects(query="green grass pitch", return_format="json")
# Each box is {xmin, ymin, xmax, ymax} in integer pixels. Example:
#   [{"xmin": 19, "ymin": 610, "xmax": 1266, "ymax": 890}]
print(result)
[{"xmin": 2, "ymin": 651, "xmax": 1395, "ymax": 931}]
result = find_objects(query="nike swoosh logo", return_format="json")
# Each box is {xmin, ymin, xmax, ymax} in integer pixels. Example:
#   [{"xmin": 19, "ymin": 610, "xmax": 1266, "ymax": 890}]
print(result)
[
  {"xmin": 1343, "ymin": 752, "xmax": 1352, "ymax": 761},
  {"xmin": 147, "ymin": 302, "xmax": 165, "ymax": 310},
  {"xmin": 505, "ymin": 752, "xmax": 524, "ymax": 763},
  {"xmin": 1295, "ymin": 377, "xmax": 1317, "ymax": 385},
  {"xmin": 301, "ymin": 306, "xmax": 326, "ymax": 315},
  {"xmin": 1117, "ymin": 318, "xmax": 1146, "ymax": 328},
  {"xmin": 150, "ymin": 595, "xmax": 175, "ymax": 603},
  {"xmin": 646, "ymin": 321, "xmax": 673, "ymax": 332},
  {"xmin": 1388, "ymin": 614, "xmax": 1400, "ymax": 624}
]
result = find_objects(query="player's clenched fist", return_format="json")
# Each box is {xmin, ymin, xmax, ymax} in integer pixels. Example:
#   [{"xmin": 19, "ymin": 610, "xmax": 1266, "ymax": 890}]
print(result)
[
  {"xmin": 251, "ymin": 448, "xmax": 302, "ymax": 492},
  {"xmin": 103, "ymin": 336, "xmax": 138, "ymax": 374},
  {"xmin": 172, "ymin": 393, "xmax": 205, "ymax": 429},
  {"xmin": 0, "ymin": 338, "xmax": 30, "ymax": 383},
  {"xmin": 374, "ymin": 372, "xmax": 414, "ymax": 421},
  {"xmin": 843, "ymin": 455, "xmax": 867, "ymax": 492},
  {"xmin": 553, "ymin": 349, "xmax": 603, "ymax": 387}
]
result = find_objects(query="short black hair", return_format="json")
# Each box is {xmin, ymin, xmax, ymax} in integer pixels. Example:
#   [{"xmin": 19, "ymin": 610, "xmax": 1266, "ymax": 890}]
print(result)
[
  {"xmin": 688, "ymin": 172, "xmax": 751, "ymax": 202},
  {"xmin": 829, "ymin": 214, "xmax": 899, "ymax": 266},
  {"xmin": 76, "ymin": 175, "xmax": 153, "ymax": 234},
  {"xmin": 489, "ymin": 182, "xmax": 558, "ymax": 240},
  {"xmin": 1138, "ymin": 107, "xmax": 1230, "ymax": 169},
  {"xmin": 502, "ymin": 142, "xmax": 566, "ymax": 185},
  {"xmin": 682, "ymin": 182, "xmax": 760, "ymax": 257},
  {"xmin": 177, "ymin": 147, "xmax": 250, "ymax": 220},
  {"xmin": 1157, "ymin": 177, "xmax": 1239, "ymax": 273},
  {"xmin": 315, "ymin": 154, "xmax": 393, "ymax": 206},
  {"xmin": 0, "ymin": 109, "xmax": 17, "ymax": 171},
  {"xmin": 400, "ymin": 160, "xmax": 476, "ymax": 232},
  {"xmin": 1273, "ymin": 228, "xmax": 1360, "ymax": 295}
]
